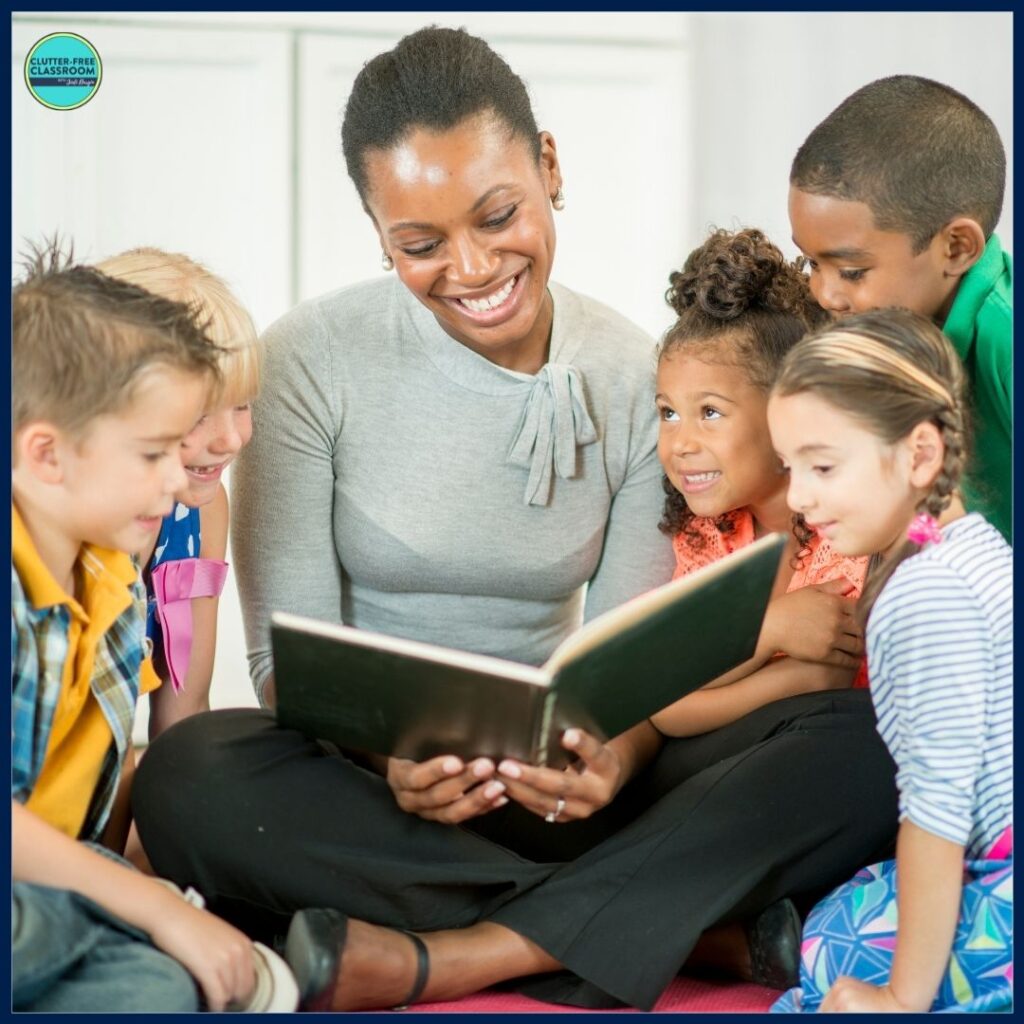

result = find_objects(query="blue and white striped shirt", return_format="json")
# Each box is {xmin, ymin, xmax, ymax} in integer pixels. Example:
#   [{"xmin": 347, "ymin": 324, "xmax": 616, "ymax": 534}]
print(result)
[{"xmin": 867, "ymin": 514, "xmax": 1012, "ymax": 858}]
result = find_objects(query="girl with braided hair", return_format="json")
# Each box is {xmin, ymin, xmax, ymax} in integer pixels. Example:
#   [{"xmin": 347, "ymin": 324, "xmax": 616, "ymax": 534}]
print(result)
[
  {"xmin": 767, "ymin": 308, "xmax": 1012, "ymax": 1013},
  {"xmin": 652, "ymin": 228, "xmax": 870, "ymax": 741}
]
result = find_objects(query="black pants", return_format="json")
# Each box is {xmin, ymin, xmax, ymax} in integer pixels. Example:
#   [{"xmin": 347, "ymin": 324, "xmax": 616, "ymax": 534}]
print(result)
[{"xmin": 132, "ymin": 689, "xmax": 897, "ymax": 1010}]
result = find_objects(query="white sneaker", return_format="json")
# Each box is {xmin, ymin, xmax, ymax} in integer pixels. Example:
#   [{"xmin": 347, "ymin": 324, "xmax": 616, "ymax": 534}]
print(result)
[
  {"xmin": 155, "ymin": 878, "xmax": 299, "ymax": 1012},
  {"xmin": 154, "ymin": 877, "xmax": 207, "ymax": 909},
  {"xmin": 227, "ymin": 943, "xmax": 300, "ymax": 1013}
]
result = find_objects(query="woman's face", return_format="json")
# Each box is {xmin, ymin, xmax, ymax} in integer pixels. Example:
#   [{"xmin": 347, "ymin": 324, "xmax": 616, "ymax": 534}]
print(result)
[{"xmin": 363, "ymin": 113, "xmax": 562, "ymax": 371}]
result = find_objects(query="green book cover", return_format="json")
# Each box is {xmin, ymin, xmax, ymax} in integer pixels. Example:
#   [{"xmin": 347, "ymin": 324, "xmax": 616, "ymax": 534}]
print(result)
[{"xmin": 273, "ymin": 532, "xmax": 786, "ymax": 766}]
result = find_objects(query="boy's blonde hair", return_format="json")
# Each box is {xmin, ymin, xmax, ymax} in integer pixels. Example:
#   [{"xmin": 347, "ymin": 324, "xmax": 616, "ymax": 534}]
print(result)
[
  {"xmin": 13, "ymin": 240, "xmax": 222, "ymax": 439},
  {"xmin": 96, "ymin": 248, "xmax": 260, "ymax": 408}
]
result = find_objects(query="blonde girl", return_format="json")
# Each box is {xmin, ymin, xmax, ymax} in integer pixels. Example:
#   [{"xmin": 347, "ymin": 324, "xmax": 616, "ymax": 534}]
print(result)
[
  {"xmin": 767, "ymin": 309, "xmax": 1012, "ymax": 1013},
  {"xmin": 97, "ymin": 248, "xmax": 260, "ymax": 739}
]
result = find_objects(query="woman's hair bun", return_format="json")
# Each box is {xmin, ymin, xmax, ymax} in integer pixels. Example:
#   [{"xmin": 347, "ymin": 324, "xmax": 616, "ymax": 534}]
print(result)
[{"xmin": 665, "ymin": 228, "xmax": 793, "ymax": 320}]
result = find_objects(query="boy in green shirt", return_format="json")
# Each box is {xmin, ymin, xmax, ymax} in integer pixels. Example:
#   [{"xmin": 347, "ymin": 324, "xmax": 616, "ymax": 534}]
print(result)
[{"xmin": 788, "ymin": 75, "xmax": 1011, "ymax": 541}]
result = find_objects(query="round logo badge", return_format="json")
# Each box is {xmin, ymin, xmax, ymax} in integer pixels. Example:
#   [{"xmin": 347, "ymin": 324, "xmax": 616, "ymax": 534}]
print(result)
[{"xmin": 24, "ymin": 32, "xmax": 102, "ymax": 111}]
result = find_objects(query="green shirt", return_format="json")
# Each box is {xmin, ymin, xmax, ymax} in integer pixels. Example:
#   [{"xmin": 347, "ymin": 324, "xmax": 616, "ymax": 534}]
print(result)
[{"xmin": 943, "ymin": 234, "xmax": 1013, "ymax": 543}]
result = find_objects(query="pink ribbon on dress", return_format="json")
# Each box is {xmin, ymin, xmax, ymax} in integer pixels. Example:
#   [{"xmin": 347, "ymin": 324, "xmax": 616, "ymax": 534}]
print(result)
[
  {"xmin": 986, "ymin": 824, "xmax": 1014, "ymax": 861},
  {"xmin": 150, "ymin": 558, "xmax": 229, "ymax": 693}
]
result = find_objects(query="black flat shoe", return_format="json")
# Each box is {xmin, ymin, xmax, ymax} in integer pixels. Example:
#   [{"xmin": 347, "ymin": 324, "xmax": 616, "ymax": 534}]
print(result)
[
  {"xmin": 745, "ymin": 898, "xmax": 802, "ymax": 990},
  {"xmin": 284, "ymin": 907, "xmax": 431, "ymax": 1012}
]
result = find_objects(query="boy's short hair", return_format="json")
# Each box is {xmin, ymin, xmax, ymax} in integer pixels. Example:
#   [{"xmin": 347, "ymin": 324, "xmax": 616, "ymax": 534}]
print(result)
[
  {"xmin": 96, "ymin": 248, "xmax": 260, "ymax": 407},
  {"xmin": 791, "ymin": 75, "xmax": 1006, "ymax": 252},
  {"xmin": 13, "ymin": 240, "xmax": 222, "ymax": 438}
]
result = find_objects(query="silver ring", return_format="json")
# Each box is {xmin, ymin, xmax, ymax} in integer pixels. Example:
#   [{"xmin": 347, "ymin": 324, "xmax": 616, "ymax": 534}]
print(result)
[{"xmin": 544, "ymin": 797, "xmax": 566, "ymax": 823}]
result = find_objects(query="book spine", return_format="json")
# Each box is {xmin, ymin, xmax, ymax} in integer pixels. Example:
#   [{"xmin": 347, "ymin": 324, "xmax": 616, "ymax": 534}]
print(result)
[{"xmin": 536, "ymin": 691, "xmax": 558, "ymax": 766}]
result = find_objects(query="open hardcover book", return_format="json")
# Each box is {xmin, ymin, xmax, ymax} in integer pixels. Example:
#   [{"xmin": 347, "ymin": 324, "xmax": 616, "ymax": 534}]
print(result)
[{"xmin": 272, "ymin": 531, "xmax": 785, "ymax": 767}]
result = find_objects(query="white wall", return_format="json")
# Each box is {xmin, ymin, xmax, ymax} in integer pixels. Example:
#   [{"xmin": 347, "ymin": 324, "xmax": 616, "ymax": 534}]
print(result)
[
  {"xmin": 685, "ymin": 12, "xmax": 1013, "ymax": 261},
  {"xmin": 10, "ymin": 12, "xmax": 1012, "ymax": 742}
]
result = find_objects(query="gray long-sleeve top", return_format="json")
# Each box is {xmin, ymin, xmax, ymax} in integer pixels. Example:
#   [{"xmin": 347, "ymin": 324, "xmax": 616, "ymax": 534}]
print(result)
[{"xmin": 232, "ymin": 276, "xmax": 676, "ymax": 703}]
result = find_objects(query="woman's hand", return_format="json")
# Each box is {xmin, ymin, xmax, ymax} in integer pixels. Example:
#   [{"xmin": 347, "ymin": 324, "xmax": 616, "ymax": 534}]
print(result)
[
  {"xmin": 496, "ymin": 728, "xmax": 628, "ymax": 822},
  {"xmin": 386, "ymin": 755, "xmax": 508, "ymax": 824},
  {"xmin": 820, "ymin": 978, "xmax": 912, "ymax": 1013},
  {"xmin": 760, "ymin": 579, "xmax": 863, "ymax": 666},
  {"xmin": 145, "ymin": 893, "xmax": 256, "ymax": 1011}
]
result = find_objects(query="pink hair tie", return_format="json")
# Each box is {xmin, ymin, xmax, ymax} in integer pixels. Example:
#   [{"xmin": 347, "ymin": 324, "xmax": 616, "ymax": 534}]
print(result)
[{"xmin": 907, "ymin": 512, "xmax": 943, "ymax": 546}]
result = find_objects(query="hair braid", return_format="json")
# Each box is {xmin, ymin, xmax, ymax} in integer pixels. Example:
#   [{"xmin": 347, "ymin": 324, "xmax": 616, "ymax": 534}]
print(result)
[
  {"xmin": 770, "ymin": 307, "xmax": 974, "ymax": 626},
  {"xmin": 923, "ymin": 404, "xmax": 967, "ymax": 519},
  {"xmin": 860, "ymin": 408, "xmax": 963, "ymax": 620}
]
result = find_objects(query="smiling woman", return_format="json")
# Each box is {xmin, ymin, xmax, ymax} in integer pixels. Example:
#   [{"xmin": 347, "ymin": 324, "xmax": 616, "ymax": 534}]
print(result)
[
  {"xmin": 362, "ymin": 113, "xmax": 559, "ymax": 373},
  {"xmin": 132, "ymin": 26, "xmax": 898, "ymax": 1014},
  {"xmin": 236, "ymin": 23, "xmax": 674, "ymax": 697}
]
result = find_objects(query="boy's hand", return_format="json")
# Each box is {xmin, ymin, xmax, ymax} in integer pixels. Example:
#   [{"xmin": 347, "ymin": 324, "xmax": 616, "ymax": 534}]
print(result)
[
  {"xmin": 13, "ymin": 802, "xmax": 254, "ymax": 1011},
  {"xmin": 386, "ymin": 755, "xmax": 507, "ymax": 824},
  {"xmin": 146, "ymin": 892, "xmax": 256, "ymax": 1011},
  {"xmin": 761, "ymin": 579, "xmax": 863, "ymax": 666}
]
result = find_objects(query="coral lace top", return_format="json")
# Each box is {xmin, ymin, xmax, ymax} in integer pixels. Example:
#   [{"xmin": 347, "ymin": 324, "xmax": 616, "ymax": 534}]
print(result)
[{"xmin": 672, "ymin": 509, "xmax": 870, "ymax": 687}]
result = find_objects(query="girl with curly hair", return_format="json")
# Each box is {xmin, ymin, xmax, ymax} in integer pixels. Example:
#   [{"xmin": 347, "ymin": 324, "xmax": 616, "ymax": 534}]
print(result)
[{"xmin": 651, "ymin": 228, "xmax": 870, "ymax": 740}]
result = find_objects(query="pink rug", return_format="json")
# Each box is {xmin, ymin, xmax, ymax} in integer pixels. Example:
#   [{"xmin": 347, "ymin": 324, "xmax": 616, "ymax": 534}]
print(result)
[{"xmin": 406, "ymin": 975, "xmax": 779, "ymax": 1013}]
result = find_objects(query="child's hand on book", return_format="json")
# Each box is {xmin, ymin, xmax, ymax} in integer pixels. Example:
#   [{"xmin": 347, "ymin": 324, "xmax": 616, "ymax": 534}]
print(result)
[
  {"xmin": 496, "ymin": 729, "xmax": 625, "ymax": 822},
  {"xmin": 386, "ymin": 754, "xmax": 509, "ymax": 824}
]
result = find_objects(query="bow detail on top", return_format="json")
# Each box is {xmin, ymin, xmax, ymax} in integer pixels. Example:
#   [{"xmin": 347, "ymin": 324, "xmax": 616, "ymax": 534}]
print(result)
[
  {"xmin": 151, "ymin": 558, "xmax": 229, "ymax": 693},
  {"xmin": 506, "ymin": 364, "xmax": 598, "ymax": 507}
]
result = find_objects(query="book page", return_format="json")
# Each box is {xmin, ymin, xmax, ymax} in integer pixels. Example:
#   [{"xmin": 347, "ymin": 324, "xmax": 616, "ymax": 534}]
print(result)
[
  {"xmin": 271, "ymin": 612, "xmax": 550, "ymax": 686},
  {"xmin": 272, "ymin": 612, "xmax": 555, "ymax": 764},
  {"xmin": 544, "ymin": 532, "xmax": 785, "ymax": 675}
]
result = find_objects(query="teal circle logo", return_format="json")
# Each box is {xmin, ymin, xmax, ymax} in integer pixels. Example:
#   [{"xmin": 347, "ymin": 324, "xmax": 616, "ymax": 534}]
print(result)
[{"xmin": 25, "ymin": 33, "xmax": 102, "ymax": 111}]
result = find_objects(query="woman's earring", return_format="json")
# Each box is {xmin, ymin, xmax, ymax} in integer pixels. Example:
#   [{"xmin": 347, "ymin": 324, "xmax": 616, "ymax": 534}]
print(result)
[
  {"xmin": 551, "ymin": 186, "xmax": 565, "ymax": 211},
  {"xmin": 381, "ymin": 251, "xmax": 394, "ymax": 271}
]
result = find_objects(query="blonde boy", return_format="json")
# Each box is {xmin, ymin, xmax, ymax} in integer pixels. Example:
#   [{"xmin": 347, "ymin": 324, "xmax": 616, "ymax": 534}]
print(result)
[{"xmin": 11, "ymin": 243, "xmax": 257, "ymax": 1011}]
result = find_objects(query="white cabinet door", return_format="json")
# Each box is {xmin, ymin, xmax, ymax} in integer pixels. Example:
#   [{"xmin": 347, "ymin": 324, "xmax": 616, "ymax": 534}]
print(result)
[
  {"xmin": 13, "ymin": 20, "xmax": 293, "ymax": 738},
  {"xmin": 12, "ymin": 20, "xmax": 292, "ymax": 334},
  {"xmin": 296, "ymin": 32, "xmax": 691, "ymax": 340},
  {"xmin": 294, "ymin": 31, "xmax": 405, "ymax": 309}
]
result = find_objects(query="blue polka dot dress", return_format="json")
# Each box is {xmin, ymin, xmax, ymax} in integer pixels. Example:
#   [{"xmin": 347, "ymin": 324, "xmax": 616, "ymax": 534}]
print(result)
[{"xmin": 145, "ymin": 501, "xmax": 201, "ymax": 660}]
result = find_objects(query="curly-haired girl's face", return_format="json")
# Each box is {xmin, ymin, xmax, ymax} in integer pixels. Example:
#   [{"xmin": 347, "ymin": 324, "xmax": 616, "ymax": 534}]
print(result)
[
  {"xmin": 656, "ymin": 349, "xmax": 789, "ymax": 526},
  {"xmin": 363, "ymin": 113, "xmax": 561, "ymax": 375}
]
